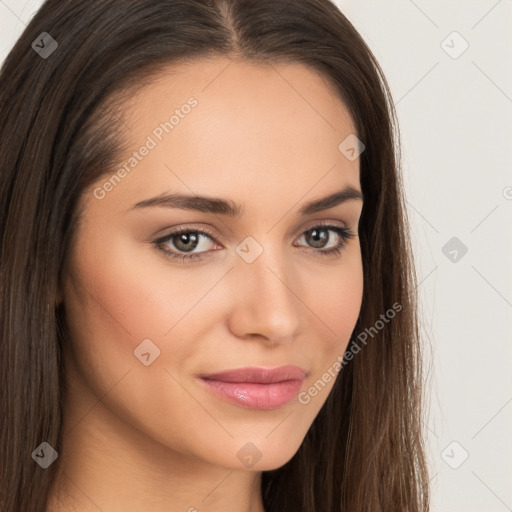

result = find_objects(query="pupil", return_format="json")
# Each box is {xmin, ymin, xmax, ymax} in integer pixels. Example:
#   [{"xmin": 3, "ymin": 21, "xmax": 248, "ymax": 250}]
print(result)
[
  {"xmin": 176, "ymin": 233, "xmax": 198, "ymax": 252},
  {"xmin": 309, "ymin": 228, "xmax": 327, "ymax": 248}
]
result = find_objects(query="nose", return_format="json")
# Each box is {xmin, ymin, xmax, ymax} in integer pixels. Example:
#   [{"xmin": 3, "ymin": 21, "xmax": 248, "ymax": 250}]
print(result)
[{"xmin": 226, "ymin": 243, "xmax": 302, "ymax": 346}]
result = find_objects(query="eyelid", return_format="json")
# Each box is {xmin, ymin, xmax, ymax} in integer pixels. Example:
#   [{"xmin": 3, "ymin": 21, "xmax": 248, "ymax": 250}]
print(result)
[
  {"xmin": 299, "ymin": 219, "xmax": 348, "ymax": 232},
  {"xmin": 153, "ymin": 224, "xmax": 221, "ymax": 247},
  {"xmin": 153, "ymin": 219, "xmax": 351, "ymax": 245}
]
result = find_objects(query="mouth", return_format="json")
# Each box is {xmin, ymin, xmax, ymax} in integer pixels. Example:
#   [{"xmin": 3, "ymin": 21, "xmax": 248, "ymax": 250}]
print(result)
[{"xmin": 198, "ymin": 365, "xmax": 307, "ymax": 410}]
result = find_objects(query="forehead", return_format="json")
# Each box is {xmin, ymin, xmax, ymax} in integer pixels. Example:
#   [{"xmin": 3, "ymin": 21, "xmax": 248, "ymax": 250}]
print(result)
[{"xmin": 89, "ymin": 57, "xmax": 361, "ymax": 215}]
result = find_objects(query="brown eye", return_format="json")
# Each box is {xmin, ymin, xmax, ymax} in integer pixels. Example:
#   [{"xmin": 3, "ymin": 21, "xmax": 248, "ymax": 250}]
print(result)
[
  {"xmin": 172, "ymin": 232, "xmax": 201, "ymax": 252},
  {"xmin": 153, "ymin": 227, "xmax": 219, "ymax": 262},
  {"xmin": 304, "ymin": 226, "xmax": 330, "ymax": 249},
  {"xmin": 153, "ymin": 223, "xmax": 355, "ymax": 264},
  {"xmin": 296, "ymin": 224, "xmax": 355, "ymax": 257}
]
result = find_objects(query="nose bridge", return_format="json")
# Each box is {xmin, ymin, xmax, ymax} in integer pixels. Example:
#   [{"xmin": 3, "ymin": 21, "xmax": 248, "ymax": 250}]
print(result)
[{"xmin": 229, "ymin": 236, "xmax": 301, "ymax": 341}]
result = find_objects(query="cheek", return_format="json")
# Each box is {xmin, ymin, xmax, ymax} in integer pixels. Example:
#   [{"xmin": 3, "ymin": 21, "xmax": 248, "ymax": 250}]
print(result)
[
  {"xmin": 64, "ymin": 231, "xmax": 218, "ymax": 345},
  {"xmin": 321, "ymin": 268, "xmax": 363, "ymax": 334},
  {"xmin": 315, "ymin": 249, "xmax": 364, "ymax": 343},
  {"xmin": 304, "ymin": 249, "xmax": 363, "ymax": 385},
  {"xmin": 61, "ymin": 230, "xmax": 231, "ymax": 412},
  {"xmin": 60, "ymin": 233, "xmax": 224, "ymax": 449}
]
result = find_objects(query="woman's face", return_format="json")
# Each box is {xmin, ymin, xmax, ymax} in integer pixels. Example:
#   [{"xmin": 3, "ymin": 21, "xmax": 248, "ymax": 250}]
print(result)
[{"xmin": 60, "ymin": 57, "xmax": 364, "ymax": 471}]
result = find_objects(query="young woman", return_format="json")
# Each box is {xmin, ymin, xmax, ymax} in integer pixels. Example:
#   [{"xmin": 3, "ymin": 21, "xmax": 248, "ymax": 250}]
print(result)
[{"xmin": 0, "ymin": 1, "xmax": 430, "ymax": 510}]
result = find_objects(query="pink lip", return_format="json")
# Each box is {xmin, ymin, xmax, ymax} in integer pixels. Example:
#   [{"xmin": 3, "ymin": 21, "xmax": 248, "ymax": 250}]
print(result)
[{"xmin": 198, "ymin": 365, "xmax": 307, "ymax": 410}]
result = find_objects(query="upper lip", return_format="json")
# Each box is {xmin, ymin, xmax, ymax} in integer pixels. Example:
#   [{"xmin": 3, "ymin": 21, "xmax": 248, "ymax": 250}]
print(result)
[{"xmin": 200, "ymin": 365, "xmax": 307, "ymax": 384}]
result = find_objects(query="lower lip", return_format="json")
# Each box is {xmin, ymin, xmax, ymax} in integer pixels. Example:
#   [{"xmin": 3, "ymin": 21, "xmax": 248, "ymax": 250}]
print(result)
[{"xmin": 199, "ymin": 378, "xmax": 304, "ymax": 410}]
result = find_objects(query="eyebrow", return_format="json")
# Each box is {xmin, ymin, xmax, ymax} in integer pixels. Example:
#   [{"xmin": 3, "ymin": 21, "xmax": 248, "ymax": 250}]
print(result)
[{"xmin": 130, "ymin": 185, "xmax": 363, "ymax": 217}]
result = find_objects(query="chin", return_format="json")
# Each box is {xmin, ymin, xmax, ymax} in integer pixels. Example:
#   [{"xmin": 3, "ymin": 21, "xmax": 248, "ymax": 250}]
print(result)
[{"xmin": 212, "ymin": 435, "xmax": 306, "ymax": 472}]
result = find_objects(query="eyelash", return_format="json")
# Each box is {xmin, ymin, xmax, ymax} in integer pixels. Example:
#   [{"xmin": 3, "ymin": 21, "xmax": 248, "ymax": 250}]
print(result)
[{"xmin": 153, "ymin": 222, "xmax": 356, "ymax": 263}]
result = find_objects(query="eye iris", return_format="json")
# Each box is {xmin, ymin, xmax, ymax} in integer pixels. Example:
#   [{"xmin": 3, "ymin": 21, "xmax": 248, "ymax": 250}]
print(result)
[
  {"xmin": 307, "ymin": 227, "xmax": 328, "ymax": 249},
  {"xmin": 174, "ymin": 232, "xmax": 199, "ymax": 252}
]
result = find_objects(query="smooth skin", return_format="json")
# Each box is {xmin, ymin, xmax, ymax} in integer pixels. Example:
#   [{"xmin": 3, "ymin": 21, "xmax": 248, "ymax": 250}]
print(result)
[{"xmin": 48, "ymin": 57, "xmax": 364, "ymax": 512}]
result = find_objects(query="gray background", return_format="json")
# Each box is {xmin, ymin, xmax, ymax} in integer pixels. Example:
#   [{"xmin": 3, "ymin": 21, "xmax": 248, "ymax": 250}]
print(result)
[{"xmin": 1, "ymin": 1, "xmax": 511, "ymax": 510}]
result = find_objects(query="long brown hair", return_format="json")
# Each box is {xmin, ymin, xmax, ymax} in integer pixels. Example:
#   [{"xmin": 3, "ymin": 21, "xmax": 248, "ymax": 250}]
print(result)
[{"xmin": 0, "ymin": 1, "xmax": 429, "ymax": 510}]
